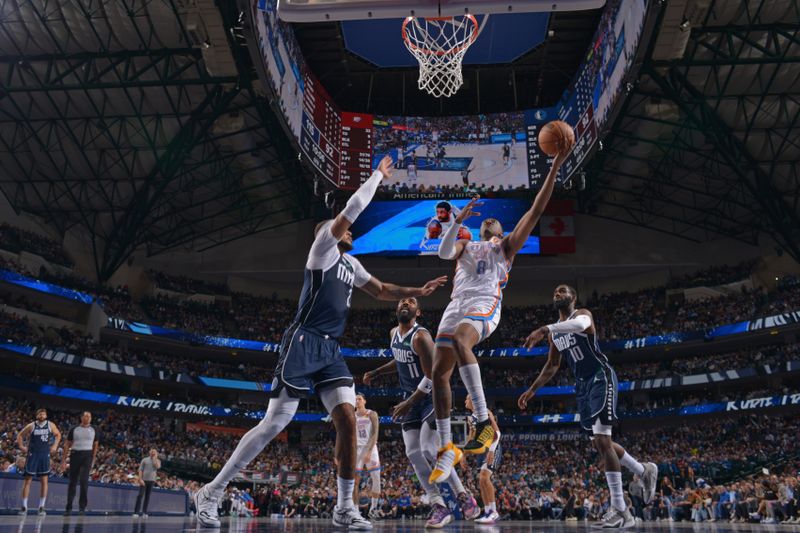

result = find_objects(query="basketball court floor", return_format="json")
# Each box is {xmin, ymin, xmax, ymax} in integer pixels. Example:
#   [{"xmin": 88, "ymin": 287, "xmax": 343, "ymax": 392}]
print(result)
[{"xmin": 4, "ymin": 515, "xmax": 800, "ymax": 532}]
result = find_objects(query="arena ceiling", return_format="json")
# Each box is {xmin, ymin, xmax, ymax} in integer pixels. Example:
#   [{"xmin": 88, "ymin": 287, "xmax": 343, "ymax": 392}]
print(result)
[
  {"xmin": 581, "ymin": 0, "xmax": 800, "ymax": 262},
  {"xmin": 0, "ymin": 0, "xmax": 798, "ymax": 282},
  {"xmin": 0, "ymin": 0, "xmax": 317, "ymax": 280}
]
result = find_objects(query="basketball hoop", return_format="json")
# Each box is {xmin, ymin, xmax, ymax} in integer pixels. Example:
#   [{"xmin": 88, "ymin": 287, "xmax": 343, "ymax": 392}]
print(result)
[{"xmin": 402, "ymin": 14, "xmax": 481, "ymax": 98}]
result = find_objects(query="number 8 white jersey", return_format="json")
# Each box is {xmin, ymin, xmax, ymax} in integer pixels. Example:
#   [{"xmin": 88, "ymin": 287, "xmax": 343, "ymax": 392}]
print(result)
[{"xmin": 452, "ymin": 238, "xmax": 510, "ymax": 300}]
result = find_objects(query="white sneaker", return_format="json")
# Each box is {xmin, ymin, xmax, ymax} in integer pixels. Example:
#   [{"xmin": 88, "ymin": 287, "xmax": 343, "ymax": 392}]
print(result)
[
  {"xmin": 194, "ymin": 486, "xmax": 221, "ymax": 528},
  {"xmin": 132, "ymin": 514, "xmax": 139, "ymax": 518},
  {"xmin": 475, "ymin": 510, "xmax": 500, "ymax": 524},
  {"xmin": 592, "ymin": 508, "xmax": 635, "ymax": 529},
  {"xmin": 333, "ymin": 505, "xmax": 372, "ymax": 530},
  {"xmin": 642, "ymin": 462, "xmax": 658, "ymax": 504},
  {"xmin": 368, "ymin": 508, "xmax": 383, "ymax": 520}
]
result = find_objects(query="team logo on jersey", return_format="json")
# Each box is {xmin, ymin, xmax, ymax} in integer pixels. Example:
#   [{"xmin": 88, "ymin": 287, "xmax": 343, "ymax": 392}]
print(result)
[
  {"xmin": 337, "ymin": 259, "xmax": 355, "ymax": 286},
  {"xmin": 552, "ymin": 333, "xmax": 577, "ymax": 351}
]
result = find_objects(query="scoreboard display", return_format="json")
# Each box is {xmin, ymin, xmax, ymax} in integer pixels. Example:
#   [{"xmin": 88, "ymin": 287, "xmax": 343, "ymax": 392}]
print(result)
[
  {"xmin": 339, "ymin": 111, "xmax": 374, "ymax": 189},
  {"xmin": 300, "ymin": 70, "xmax": 340, "ymax": 185}
]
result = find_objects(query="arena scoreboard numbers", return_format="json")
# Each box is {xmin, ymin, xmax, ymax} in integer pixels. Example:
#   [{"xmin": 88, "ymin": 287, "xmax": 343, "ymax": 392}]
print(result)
[
  {"xmin": 301, "ymin": 70, "xmax": 340, "ymax": 185},
  {"xmin": 524, "ymin": 107, "xmax": 556, "ymax": 190},
  {"xmin": 339, "ymin": 111, "xmax": 374, "ymax": 189}
]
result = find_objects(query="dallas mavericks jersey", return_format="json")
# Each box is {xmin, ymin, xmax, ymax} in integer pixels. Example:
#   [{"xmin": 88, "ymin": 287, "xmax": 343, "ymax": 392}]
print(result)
[
  {"xmin": 356, "ymin": 410, "xmax": 374, "ymax": 447},
  {"xmin": 550, "ymin": 310, "xmax": 610, "ymax": 381},
  {"xmin": 390, "ymin": 324, "xmax": 428, "ymax": 395},
  {"xmin": 452, "ymin": 238, "xmax": 510, "ymax": 300},
  {"xmin": 290, "ymin": 253, "xmax": 359, "ymax": 339},
  {"xmin": 29, "ymin": 421, "xmax": 52, "ymax": 453}
]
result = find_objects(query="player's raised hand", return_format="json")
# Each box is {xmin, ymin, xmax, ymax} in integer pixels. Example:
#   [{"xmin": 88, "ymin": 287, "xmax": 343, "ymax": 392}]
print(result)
[
  {"xmin": 523, "ymin": 326, "xmax": 549, "ymax": 349},
  {"xmin": 362, "ymin": 370, "xmax": 374, "ymax": 386},
  {"xmin": 420, "ymin": 275, "xmax": 448, "ymax": 296},
  {"xmin": 378, "ymin": 155, "xmax": 394, "ymax": 179},
  {"xmin": 455, "ymin": 195, "xmax": 483, "ymax": 224},
  {"xmin": 518, "ymin": 388, "xmax": 536, "ymax": 410},
  {"xmin": 552, "ymin": 137, "xmax": 576, "ymax": 169}
]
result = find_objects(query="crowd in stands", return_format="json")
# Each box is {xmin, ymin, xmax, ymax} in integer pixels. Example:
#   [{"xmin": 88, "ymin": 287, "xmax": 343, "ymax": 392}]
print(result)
[
  {"xmin": 0, "ymin": 224, "xmax": 74, "ymax": 268},
  {"xmin": 149, "ymin": 270, "xmax": 229, "ymax": 296},
  {"xmin": 666, "ymin": 260, "xmax": 757, "ymax": 289}
]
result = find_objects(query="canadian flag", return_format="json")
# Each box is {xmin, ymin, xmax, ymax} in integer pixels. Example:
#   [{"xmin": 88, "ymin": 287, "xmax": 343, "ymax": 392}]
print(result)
[{"xmin": 539, "ymin": 200, "xmax": 575, "ymax": 254}]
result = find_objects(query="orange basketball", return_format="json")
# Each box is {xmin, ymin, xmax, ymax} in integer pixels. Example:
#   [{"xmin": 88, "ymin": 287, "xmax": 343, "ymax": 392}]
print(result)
[{"xmin": 537, "ymin": 120, "xmax": 575, "ymax": 157}]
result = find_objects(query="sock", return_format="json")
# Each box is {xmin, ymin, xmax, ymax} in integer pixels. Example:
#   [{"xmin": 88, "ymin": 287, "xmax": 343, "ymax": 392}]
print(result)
[
  {"xmin": 38, "ymin": 497, "xmax": 45, "ymax": 508},
  {"xmin": 447, "ymin": 470, "xmax": 466, "ymax": 495},
  {"xmin": 436, "ymin": 418, "xmax": 452, "ymax": 447},
  {"xmin": 486, "ymin": 502, "xmax": 496, "ymax": 513},
  {"xmin": 337, "ymin": 477, "xmax": 355, "ymax": 509},
  {"xmin": 22, "ymin": 498, "xmax": 28, "ymax": 509},
  {"xmin": 459, "ymin": 364, "xmax": 488, "ymax": 422},
  {"xmin": 370, "ymin": 497, "xmax": 378, "ymax": 510},
  {"xmin": 606, "ymin": 471, "xmax": 626, "ymax": 512},
  {"xmin": 620, "ymin": 452, "xmax": 645, "ymax": 476}
]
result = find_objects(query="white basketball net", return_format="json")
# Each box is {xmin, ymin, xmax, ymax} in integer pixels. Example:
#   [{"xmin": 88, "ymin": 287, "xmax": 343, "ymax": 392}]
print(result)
[{"xmin": 402, "ymin": 15, "xmax": 480, "ymax": 98}]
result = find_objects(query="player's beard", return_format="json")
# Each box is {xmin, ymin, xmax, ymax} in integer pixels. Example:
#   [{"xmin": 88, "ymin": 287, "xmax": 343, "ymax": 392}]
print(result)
[
  {"xmin": 397, "ymin": 310, "xmax": 413, "ymax": 324},
  {"xmin": 338, "ymin": 240, "xmax": 354, "ymax": 252},
  {"xmin": 553, "ymin": 297, "xmax": 573, "ymax": 311}
]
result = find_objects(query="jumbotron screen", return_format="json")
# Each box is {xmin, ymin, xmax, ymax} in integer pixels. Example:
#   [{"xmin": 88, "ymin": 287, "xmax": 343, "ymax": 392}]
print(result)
[
  {"xmin": 349, "ymin": 199, "xmax": 540, "ymax": 256},
  {"xmin": 252, "ymin": 0, "xmax": 648, "ymax": 191}
]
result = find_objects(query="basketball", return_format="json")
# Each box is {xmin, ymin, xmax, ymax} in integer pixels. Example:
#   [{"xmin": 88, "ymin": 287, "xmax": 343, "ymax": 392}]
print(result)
[{"xmin": 538, "ymin": 121, "xmax": 575, "ymax": 157}]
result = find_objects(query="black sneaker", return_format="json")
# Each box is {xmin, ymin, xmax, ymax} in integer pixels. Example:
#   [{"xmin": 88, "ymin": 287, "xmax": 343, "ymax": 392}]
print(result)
[
  {"xmin": 461, "ymin": 419, "xmax": 495, "ymax": 454},
  {"xmin": 64, "ymin": 510, "xmax": 72, "ymax": 517},
  {"xmin": 38, "ymin": 507, "xmax": 46, "ymax": 516},
  {"xmin": 18, "ymin": 507, "xmax": 27, "ymax": 516}
]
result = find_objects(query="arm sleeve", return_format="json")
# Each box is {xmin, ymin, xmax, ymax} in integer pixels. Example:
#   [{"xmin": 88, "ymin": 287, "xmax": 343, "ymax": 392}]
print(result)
[
  {"xmin": 345, "ymin": 255, "xmax": 372, "ymax": 288},
  {"xmin": 306, "ymin": 220, "xmax": 342, "ymax": 271},
  {"xmin": 340, "ymin": 169, "xmax": 383, "ymax": 223},
  {"xmin": 546, "ymin": 315, "xmax": 592, "ymax": 334},
  {"xmin": 437, "ymin": 222, "xmax": 461, "ymax": 260}
]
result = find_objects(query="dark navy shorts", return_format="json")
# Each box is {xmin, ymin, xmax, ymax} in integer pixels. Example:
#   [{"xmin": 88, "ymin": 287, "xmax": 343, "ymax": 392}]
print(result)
[
  {"xmin": 271, "ymin": 326, "xmax": 353, "ymax": 398},
  {"xmin": 24, "ymin": 452, "xmax": 51, "ymax": 477},
  {"xmin": 400, "ymin": 395, "xmax": 434, "ymax": 431},
  {"xmin": 576, "ymin": 366, "xmax": 618, "ymax": 436}
]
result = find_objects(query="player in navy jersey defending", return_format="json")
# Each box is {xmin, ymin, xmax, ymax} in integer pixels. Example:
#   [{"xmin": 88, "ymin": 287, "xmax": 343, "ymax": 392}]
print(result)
[
  {"xmin": 194, "ymin": 156, "xmax": 447, "ymax": 530},
  {"xmin": 363, "ymin": 298, "xmax": 478, "ymax": 528},
  {"xmin": 17, "ymin": 408, "xmax": 61, "ymax": 515},
  {"xmin": 517, "ymin": 285, "xmax": 659, "ymax": 529}
]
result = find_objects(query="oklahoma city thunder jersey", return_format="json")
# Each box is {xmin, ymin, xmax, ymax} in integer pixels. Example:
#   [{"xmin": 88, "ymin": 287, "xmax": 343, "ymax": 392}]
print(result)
[
  {"xmin": 452, "ymin": 238, "xmax": 510, "ymax": 300},
  {"xmin": 390, "ymin": 324, "xmax": 428, "ymax": 396},
  {"xmin": 550, "ymin": 310, "xmax": 610, "ymax": 380},
  {"xmin": 356, "ymin": 410, "xmax": 374, "ymax": 447}
]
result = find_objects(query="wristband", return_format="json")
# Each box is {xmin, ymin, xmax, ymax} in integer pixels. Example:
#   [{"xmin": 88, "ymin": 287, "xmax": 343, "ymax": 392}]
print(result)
[{"xmin": 416, "ymin": 376, "xmax": 433, "ymax": 395}]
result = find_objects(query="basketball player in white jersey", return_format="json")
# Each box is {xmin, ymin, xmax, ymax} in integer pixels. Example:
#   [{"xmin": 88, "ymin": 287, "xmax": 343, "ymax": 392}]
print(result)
[
  {"xmin": 354, "ymin": 394, "xmax": 381, "ymax": 519},
  {"xmin": 429, "ymin": 142, "xmax": 573, "ymax": 484}
]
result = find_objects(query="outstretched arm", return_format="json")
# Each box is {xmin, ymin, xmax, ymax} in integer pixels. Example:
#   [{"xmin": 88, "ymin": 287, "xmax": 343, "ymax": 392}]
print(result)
[
  {"xmin": 358, "ymin": 275, "xmax": 448, "ymax": 301},
  {"xmin": 363, "ymin": 360, "xmax": 398, "ymax": 386},
  {"xmin": 503, "ymin": 145, "xmax": 573, "ymax": 260},
  {"xmin": 517, "ymin": 340, "xmax": 562, "ymax": 410},
  {"xmin": 330, "ymin": 155, "xmax": 394, "ymax": 240},
  {"xmin": 525, "ymin": 309, "xmax": 594, "ymax": 345}
]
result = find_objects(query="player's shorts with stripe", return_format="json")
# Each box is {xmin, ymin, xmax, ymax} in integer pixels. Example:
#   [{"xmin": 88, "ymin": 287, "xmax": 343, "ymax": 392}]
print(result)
[
  {"xmin": 356, "ymin": 445, "xmax": 380, "ymax": 472},
  {"xmin": 400, "ymin": 395, "xmax": 434, "ymax": 431},
  {"xmin": 435, "ymin": 296, "xmax": 501, "ymax": 345},
  {"xmin": 576, "ymin": 365, "xmax": 619, "ymax": 436},
  {"xmin": 24, "ymin": 452, "xmax": 51, "ymax": 477},
  {"xmin": 271, "ymin": 326, "xmax": 353, "ymax": 398}
]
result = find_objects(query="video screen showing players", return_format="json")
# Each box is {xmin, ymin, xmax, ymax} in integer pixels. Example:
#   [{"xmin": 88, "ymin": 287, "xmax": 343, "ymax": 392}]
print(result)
[
  {"xmin": 349, "ymin": 199, "xmax": 540, "ymax": 256},
  {"xmin": 372, "ymin": 113, "xmax": 530, "ymax": 194}
]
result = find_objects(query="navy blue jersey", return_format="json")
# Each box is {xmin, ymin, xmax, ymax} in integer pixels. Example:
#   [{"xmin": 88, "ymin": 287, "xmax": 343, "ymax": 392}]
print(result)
[
  {"xmin": 551, "ymin": 311, "xmax": 610, "ymax": 381},
  {"xmin": 28, "ymin": 421, "xmax": 52, "ymax": 454},
  {"xmin": 391, "ymin": 324, "xmax": 429, "ymax": 395},
  {"xmin": 289, "ymin": 222, "xmax": 370, "ymax": 340}
]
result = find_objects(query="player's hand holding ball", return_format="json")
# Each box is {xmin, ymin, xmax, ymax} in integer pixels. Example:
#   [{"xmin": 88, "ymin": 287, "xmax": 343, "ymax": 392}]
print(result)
[{"xmin": 377, "ymin": 155, "xmax": 395, "ymax": 179}]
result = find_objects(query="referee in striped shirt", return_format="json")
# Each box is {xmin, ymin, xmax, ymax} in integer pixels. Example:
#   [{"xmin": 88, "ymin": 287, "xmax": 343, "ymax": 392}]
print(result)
[{"xmin": 62, "ymin": 412, "xmax": 98, "ymax": 515}]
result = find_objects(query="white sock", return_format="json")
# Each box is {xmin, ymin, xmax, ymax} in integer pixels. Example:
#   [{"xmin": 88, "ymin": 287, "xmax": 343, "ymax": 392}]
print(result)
[
  {"xmin": 447, "ymin": 470, "xmax": 466, "ymax": 495},
  {"xmin": 370, "ymin": 497, "xmax": 378, "ymax": 510},
  {"xmin": 436, "ymin": 418, "xmax": 452, "ymax": 447},
  {"xmin": 606, "ymin": 471, "xmax": 626, "ymax": 512},
  {"xmin": 459, "ymin": 364, "xmax": 488, "ymax": 422},
  {"xmin": 337, "ymin": 477, "xmax": 355, "ymax": 509},
  {"xmin": 486, "ymin": 502, "xmax": 496, "ymax": 513},
  {"xmin": 38, "ymin": 497, "xmax": 45, "ymax": 508},
  {"xmin": 206, "ymin": 390, "xmax": 298, "ymax": 495},
  {"xmin": 620, "ymin": 451, "xmax": 645, "ymax": 476},
  {"xmin": 22, "ymin": 498, "xmax": 28, "ymax": 509}
]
